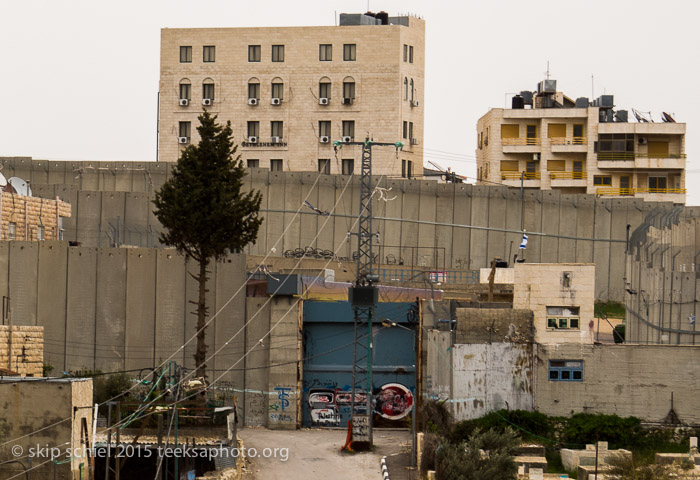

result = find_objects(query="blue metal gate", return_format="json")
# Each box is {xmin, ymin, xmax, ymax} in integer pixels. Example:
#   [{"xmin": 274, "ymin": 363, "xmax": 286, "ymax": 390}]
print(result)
[{"xmin": 302, "ymin": 301, "xmax": 416, "ymax": 428}]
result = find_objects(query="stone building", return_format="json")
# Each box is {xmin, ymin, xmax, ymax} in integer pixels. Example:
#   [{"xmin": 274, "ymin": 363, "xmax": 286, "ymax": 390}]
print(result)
[
  {"xmin": 0, "ymin": 325, "xmax": 43, "ymax": 377},
  {"xmin": 159, "ymin": 12, "xmax": 424, "ymax": 177},
  {"xmin": 0, "ymin": 192, "xmax": 71, "ymax": 241},
  {"xmin": 476, "ymin": 79, "xmax": 687, "ymax": 203}
]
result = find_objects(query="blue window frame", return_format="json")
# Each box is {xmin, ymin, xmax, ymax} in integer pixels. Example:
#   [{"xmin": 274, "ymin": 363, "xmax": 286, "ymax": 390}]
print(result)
[{"xmin": 549, "ymin": 360, "xmax": 583, "ymax": 381}]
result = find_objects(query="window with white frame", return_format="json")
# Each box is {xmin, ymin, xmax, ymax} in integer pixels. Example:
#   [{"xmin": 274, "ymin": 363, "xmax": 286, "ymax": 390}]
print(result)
[{"xmin": 546, "ymin": 306, "xmax": 580, "ymax": 329}]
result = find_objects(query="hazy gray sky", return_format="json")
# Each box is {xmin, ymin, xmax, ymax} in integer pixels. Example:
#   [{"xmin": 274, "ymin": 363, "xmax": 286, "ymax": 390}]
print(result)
[{"xmin": 1, "ymin": 0, "xmax": 698, "ymax": 203}]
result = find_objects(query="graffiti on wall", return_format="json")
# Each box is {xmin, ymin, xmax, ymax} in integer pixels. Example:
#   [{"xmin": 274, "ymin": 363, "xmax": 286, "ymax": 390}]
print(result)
[
  {"xmin": 308, "ymin": 389, "xmax": 340, "ymax": 425},
  {"xmin": 269, "ymin": 386, "xmax": 295, "ymax": 424},
  {"xmin": 374, "ymin": 383, "xmax": 414, "ymax": 420}
]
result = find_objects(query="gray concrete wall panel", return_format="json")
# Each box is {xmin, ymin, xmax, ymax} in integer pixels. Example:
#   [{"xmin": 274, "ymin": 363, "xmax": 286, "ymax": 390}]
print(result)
[
  {"xmin": 94, "ymin": 248, "xmax": 127, "ymax": 372},
  {"xmin": 37, "ymin": 242, "xmax": 68, "ymax": 371},
  {"xmin": 8, "ymin": 242, "xmax": 39, "ymax": 326},
  {"xmin": 244, "ymin": 297, "xmax": 271, "ymax": 427},
  {"xmin": 65, "ymin": 247, "xmax": 98, "ymax": 371},
  {"xmin": 154, "ymin": 250, "xmax": 186, "ymax": 365},
  {"xmin": 125, "ymin": 249, "xmax": 157, "ymax": 371}
]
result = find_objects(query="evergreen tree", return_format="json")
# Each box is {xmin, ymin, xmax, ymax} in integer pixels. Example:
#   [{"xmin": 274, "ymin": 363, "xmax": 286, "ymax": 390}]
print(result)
[{"xmin": 153, "ymin": 111, "xmax": 262, "ymax": 379}]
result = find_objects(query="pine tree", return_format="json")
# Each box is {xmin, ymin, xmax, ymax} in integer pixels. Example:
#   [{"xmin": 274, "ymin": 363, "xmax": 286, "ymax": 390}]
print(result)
[{"xmin": 153, "ymin": 111, "xmax": 263, "ymax": 380}]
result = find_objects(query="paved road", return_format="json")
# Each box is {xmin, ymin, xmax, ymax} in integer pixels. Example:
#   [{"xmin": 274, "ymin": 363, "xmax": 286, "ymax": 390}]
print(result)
[{"xmin": 239, "ymin": 427, "xmax": 410, "ymax": 479}]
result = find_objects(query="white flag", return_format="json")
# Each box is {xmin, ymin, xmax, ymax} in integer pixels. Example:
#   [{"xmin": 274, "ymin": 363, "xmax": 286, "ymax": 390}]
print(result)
[{"xmin": 519, "ymin": 234, "xmax": 528, "ymax": 249}]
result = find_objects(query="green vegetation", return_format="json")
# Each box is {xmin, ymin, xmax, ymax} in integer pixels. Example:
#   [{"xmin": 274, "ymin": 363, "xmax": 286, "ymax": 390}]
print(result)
[
  {"xmin": 595, "ymin": 300, "xmax": 626, "ymax": 318},
  {"xmin": 154, "ymin": 110, "xmax": 263, "ymax": 379}
]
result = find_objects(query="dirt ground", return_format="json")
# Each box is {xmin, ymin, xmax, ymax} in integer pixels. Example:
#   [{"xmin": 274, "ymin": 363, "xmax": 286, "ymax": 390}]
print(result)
[{"xmin": 239, "ymin": 427, "xmax": 411, "ymax": 479}]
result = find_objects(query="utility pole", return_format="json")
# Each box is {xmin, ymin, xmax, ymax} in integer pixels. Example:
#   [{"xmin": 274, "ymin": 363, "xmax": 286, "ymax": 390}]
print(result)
[{"xmin": 338, "ymin": 137, "xmax": 403, "ymax": 450}]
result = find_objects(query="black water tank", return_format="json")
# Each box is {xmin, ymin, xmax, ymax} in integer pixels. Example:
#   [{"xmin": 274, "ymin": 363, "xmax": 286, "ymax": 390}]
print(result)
[
  {"xmin": 512, "ymin": 95, "xmax": 525, "ymax": 109},
  {"xmin": 376, "ymin": 11, "xmax": 389, "ymax": 24}
]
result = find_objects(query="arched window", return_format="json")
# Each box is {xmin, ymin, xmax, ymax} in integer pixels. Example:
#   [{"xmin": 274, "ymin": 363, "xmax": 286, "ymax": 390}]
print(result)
[
  {"xmin": 179, "ymin": 78, "xmax": 191, "ymax": 101},
  {"xmin": 410, "ymin": 79, "xmax": 414, "ymax": 102},
  {"xmin": 342, "ymin": 76, "xmax": 355, "ymax": 101},
  {"xmin": 403, "ymin": 77, "xmax": 408, "ymax": 100},
  {"xmin": 202, "ymin": 78, "xmax": 215, "ymax": 101},
  {"xmin": 248, "ymin": 77, "xmax": 260, "ymax": 100},
  {"xmin": 271, "ymin": 77, "xmax": 284, "ymax": 100},
  {"xmin": 319, "ymin": 76, "xmax": 331, "ymax": 100}
]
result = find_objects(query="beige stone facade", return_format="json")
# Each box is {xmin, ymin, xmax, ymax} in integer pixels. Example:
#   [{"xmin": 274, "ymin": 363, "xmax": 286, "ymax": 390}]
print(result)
[
  {"xmin": 476, "ymin": 84, "xmax": 686, "ymax": 203},
  {"xmin": 513, "ymin": 263, "xmax": 595, "ymax": 344},
  {"xmin": 0, "ymin": 325, "xmax": 43, "ymax": 376},
  {"xmin": 159, "ymin": 13, "xmax": 424, "ymax": 177},
  {"xmin": 0, "ymin": 193, "xmax": 72, "ymax": 241}
]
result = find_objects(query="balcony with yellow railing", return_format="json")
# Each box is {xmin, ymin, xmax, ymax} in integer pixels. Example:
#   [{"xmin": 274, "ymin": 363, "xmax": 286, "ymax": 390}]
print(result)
[
  {"xmin": 596, "ymin": 187, "xmax": 687, "ymax": 201},
  {"xmin": 501, "ymin": 171, "xmax": 541, "ymax": 187},
  {"xmin": 502, "ymin": 137, "xmax": 541, "ymax": 153},
  {"xmin": 597, "ymin": 152, "xmax": 686, "ymax": 169},
  {"xmin": 549, "ymin": 171, "xmax": 587, "ymax": 187},
  {"xmin": 549, "ymin": 136, "xmax": 588, "ymax": 153}
]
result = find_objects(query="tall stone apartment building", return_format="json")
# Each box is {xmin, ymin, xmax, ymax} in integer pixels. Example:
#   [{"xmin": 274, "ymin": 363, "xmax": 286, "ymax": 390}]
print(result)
[
  {"xmin": 159, "ymin": 12, "xmax": 424, "ymax": 178},
  {"xmin": 476, "ymin": 80, "xmax": 687, "ymax": 203}
]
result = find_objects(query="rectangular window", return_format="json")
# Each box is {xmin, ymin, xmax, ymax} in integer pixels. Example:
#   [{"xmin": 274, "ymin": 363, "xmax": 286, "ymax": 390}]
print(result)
[
  {"xmin": 597, "ymin": 133, "xmax": 634, "ymax": 160},
  {"xmin": 319, "ymin": 82, "xmax": 331, "ymax": 99},
  {"xmin": 594, "ymin": 175, "xmax": 612, "ymax": 186},
  {"xmin": 179, "ymin": 83, "xmax": 191, "ymax": 100},
  {"xmin": 401, "ymin": 159, "xmax": 414, "ymax": 179},
  {"xmin": 548, "ymin": 123, "xmax": 566, "ymax": 138},
  {"xmin": 247, "ymin": 159, "xmax": 259, "ymax": 168},
  {"xmin": 620, "ymin": 176, "xmax": 631, "ymax": 195},
  {"xmin": 526, "ymin": 124, "xmax": 538, "ymax": 145},
  {"xmin": 342, "ymin": 120, "xmax": 355, "ymax": 139},
  {"xmin": 272, "ymin": 82, "xmax": 284, "ymax": 100},
  {"xmin": 500, "ymin": 160, "xmax": 519, "ymax": 172},
  {"xmin": 37, "ymin": 225, "xmax": 45, "ymax": 241},
  {"xmin": 403, "ymin": 44, "xmax": 408, "ymax": 62},
  {"xmin": 248, "ymin": 45, "xmax": 261, "ymax": 62},
  {"xmin": 573, "ymin": 124, "xmax": 584, "ymax": 144},
  {"xmin": 318, "ymin": 159, "xmax": 331, "ymax": 174},
  {"xmin": 343, "ymin": 81, "xmax": 355, "ymax": 100},
  {"xmin": 501, "ymin": 124, "xmax": 519, "ymax": 139},
  {"xmin": 649, "ymin": 176, "xmax": 667, "ymax": 190},
  {"xmin": 547, "ymin": 160, "xmax": 565, "ymax": 171},
  {"xmin": 526, "ymin": 161, "xmax": 537, "ymax": 173},
  {"xmin": 343, "ymin": 44, "xmax": 356, "ymax": 61},
  {"xmin": 318, "ymin": 121, "xmax": 331, "ymax": 137},
  {"xmin": 203, "ymin": 83, "xmax": 215, "ymax": 101},
  {"xmin": 272, "ymin": 45, "xmax": 285, "ymax": 62},
  {"xmin": 573, "ymin": 161, "xmax": 584, "ymax": 179},
  {"xmin": 409, "ymin": 122, "xmax": 414, "ymax": 141},
  {"xmin": 179, "ymin": 121, "xmax": 191, "ymax": 138},
  {"xmin": 546, "ymin": 306, "xmax": 580, "ymax": 330},
  {"xmin": 409, "ymin": 45, "xmax": 414, "ymax": 63},
  {"xmin": 342, "ymin": 158, "xmax": 354, "ymax": 175},
  {"xmin": 247, "ymin": 121, "xmax": 260, "ymax": 138},
  {"xmin": 271, "ymin": 121, "xmax": 284, "ymax": 138},
  {"xmin": 8, "ymin": 222, "xmax": 16, "ymax": 240},
  {"xmin": 180, "ymin": 46, "xmax": 192, "ymax": 63},
  {"xmin": 402, "ymin": 121, "xmax": 408, "ymax": 139},
  {"xmin": 203, "ymin": 45, "xmax": 215, "ymax": 62},
  {"xmin": 270, "ymin": 159, "xmax": 283, "ymax": 171},
  {"xmin": 248, "ymin": 82, "xmax": 260, "ymax": 100},
  {"xmin": 319, "ymin": 44, "xmax": 332, "ymax": 61},
  {"xmin": 648, "ymin": 141, "xmax": 670, "ymax": 157},
  {"xmin": 548, "ymin": 360, "xmax": 583, "ymax": 381}
]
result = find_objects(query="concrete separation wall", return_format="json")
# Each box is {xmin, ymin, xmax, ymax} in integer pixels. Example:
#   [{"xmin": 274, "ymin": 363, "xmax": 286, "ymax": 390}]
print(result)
[{"xmin": 5, "ymin": 157, "xmax": 699, "ymax": 301}]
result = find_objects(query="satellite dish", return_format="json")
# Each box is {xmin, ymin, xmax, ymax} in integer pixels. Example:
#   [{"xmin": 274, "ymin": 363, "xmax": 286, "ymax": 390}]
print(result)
[
  {"xmin": 7, "ymin": 177, "xmax": 31, "ymax": 196},
  {"xmin": 662, "ymin": 112, "xmax": 676, "ymax": 123},
  {"xmin": 0, "ymin": 173, "xmax": 6, "ymax": 188},
  {"xmin": 631, "ymin": 108, "xmax": 650, "ymax": 123}
]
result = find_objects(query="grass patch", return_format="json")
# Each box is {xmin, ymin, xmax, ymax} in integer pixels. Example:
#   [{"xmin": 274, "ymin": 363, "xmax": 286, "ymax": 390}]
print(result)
[{"xmin": 595, "ymin": 300, "xmax": 626, "ymax": 318}]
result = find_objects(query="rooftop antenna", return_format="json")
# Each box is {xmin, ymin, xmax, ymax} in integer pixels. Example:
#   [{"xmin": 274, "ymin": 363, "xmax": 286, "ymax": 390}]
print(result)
[
  {"xmin": 591, "ymin": 74, "xmax": 595, "ymax": 100},
  {"xmin": 545, "ymin": 61, "xmax": 551, "ymax": 80}
]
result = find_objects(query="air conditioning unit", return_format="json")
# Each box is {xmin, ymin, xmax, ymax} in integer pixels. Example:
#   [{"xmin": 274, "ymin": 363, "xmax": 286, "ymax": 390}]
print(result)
[
  {"xmin": 178, "ymin": 137, "xmax": 189, "ymax": 144},
  {"xmin": 319, "ymin": 97, "xmax": 329, "ymax": 105},
  {"xmin": 271, "ymin": 98, "xmax": 281, "ymax": 105},
  {"xmin": 179, "ymin": 99, "xmax": 189, "ymax": 106},
  {"xmin": 202, "ymin": 98, "xmax": 212, "ymax": 106},
  {"xmin": 638, "ymin": 137, "xmax": 647, "ymax": 145},
  {"xmin": 410, "ymin": 138, "xmax": 419, "ymax": 145},
  {"xmin": 342, "ymin": 97, "xmax": 353, "ymax": 105},
  {"xmin": 271, "ymin": 136, "xmax": 281, "ymax": 144},
  {"xmin": 533, "ymin": 153, "xmax": 541, "ymax": 161},
  {"xmin": 319, "ymin": 136, "xmax": 330, "ymax": 143},
  {"xmin": 248, "ymin": 136, "xmax": 258, "ymax": 143},
  {"xmin": 342, "ymin": 136, "xmax": 352, "ymax": 143},
  {"xmin": 410, "ymin": 100, "xmax": 420, "ymax": 107},
  {"xmin": 248, "ymin": 98, "xmax": 258, "ymax": 106}
]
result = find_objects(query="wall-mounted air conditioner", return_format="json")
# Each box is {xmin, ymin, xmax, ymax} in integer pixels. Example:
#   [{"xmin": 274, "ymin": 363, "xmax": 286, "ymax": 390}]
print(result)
[
  {"xmin": 271, "ymin": 98, "xmax": 281, "ymax": 105},
  {"xmin": 342, "ymin": 136, "xmax": 352, "ymax": 143},
  {"xmin": 179, "ymin": 99, "xmax": 189, "ymax": 106},
  {"xmin": 410, "ymin": 100, "xmax": 420, "ymax": 107},
  {"xmin": 202, "ymin": 98, "xmax": 212, "ymax": 106},
  {"xmin": 320, "ymin": 136, "xmax": 329, "ymax": 143},
  {"xmin": 410, "ymin": 138, "xmax": 419, "ymax": 145},
  {"xmin": 319, "ymin": 97, "xmax": 329, "ymax": 105},
  {"xmin": 178, "ymin": 137, "xmax": 189, "ymax": 144},
  {"xmin": 248, "ymin": 136, "xmax": 258, "ymax": 143},
  {"xmin": 271, "ymin": 136, "xmax": 281, "ymax": 143},
  {"xmin": 248, "ymin": 98, "xmax": 258, "ymax": 106},
  {"xmin": 342, "ymin": 97, "xmax": 353, "ymax": 105},
  {"xmin": 638, "ymin": 137, "xmax": 647, "ymax": 145}
]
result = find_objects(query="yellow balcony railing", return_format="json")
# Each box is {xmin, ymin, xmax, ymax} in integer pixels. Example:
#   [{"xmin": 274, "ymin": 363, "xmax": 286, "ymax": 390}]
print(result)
[
  {"xmin": 501, "ymin": 137, "xmax": 541, "ymax": 146},
  {"xmin": 596, "ymin": 187, "xmax": 687, "ymax": 196},
  {"xmin": 597, "ymin": 152, "xmax": 687, "ymax": 161},
  {"xmin": 549, "ymin": 137, "xmax": 586, "ymax": 145},
  {"xmin": 550, "ymin": 171, "xmax": 586, "ymax": 180},
  {"xmin": 501, "ymin": 172, "xmax": 540, "ymax": 180}
]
